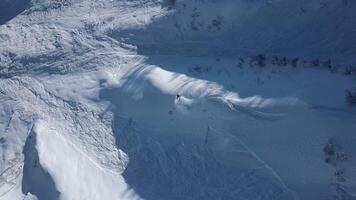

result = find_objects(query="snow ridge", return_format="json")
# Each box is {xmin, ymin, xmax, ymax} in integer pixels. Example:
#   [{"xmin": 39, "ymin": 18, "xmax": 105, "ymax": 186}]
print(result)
[{"xmin": 0, "ymin": 0, "xmax": 356, "ymax": 200}]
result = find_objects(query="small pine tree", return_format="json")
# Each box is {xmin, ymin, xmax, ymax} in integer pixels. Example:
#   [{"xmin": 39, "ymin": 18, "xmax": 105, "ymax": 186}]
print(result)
[
  {"xmin": 255, "ymin": 54, "xmax": 266, "ymax": 67},
  {"xmin": 162, "ymin": 0, "xmax": 176, "ymax": 9},
  {"xmin": 345, "ymin": 90, "xmax": 356, "ymax": 106},
  {"xmin": 344, "ymin": 66, "xmax": 355, "ymax": 76},
  {"xmin": 280, "ymin": 57, "xmax": 287, "ymax": 66},
  {"xmin": 291, "ymin": 58, "xmax": 299, "ymax": 68}
]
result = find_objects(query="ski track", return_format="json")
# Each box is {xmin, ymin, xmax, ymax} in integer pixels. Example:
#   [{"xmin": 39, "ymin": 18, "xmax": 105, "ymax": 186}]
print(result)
[{"xmin": 1, "ymin": 0, "xmax": 356, "ymax": 200}]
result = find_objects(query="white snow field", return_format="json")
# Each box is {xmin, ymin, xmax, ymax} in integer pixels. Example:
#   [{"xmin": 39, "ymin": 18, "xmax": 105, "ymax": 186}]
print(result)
[{"xmin": 1, "ymin": 0, "xmax": 356, "ymax": 200}]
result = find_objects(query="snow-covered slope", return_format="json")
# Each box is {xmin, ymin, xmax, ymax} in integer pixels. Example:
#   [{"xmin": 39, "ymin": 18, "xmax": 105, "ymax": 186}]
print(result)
[
  {"xmin": 113, "ymin": 0, "xmax": 356, "ymax": 61},
  {"xmin": 0, "ymin": 0, "xmax": 356, "ymax": 200}
]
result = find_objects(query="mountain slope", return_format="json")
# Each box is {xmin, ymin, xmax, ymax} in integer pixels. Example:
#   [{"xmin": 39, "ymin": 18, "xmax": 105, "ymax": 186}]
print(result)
[{"xmin": 0, "ymin": 0, "xmax": 356, "ymax": 200}]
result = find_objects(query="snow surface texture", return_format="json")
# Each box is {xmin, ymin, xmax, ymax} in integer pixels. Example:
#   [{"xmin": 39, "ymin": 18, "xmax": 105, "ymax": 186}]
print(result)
[{"xmin": 0, "ymin": 0, "xmax": 356, "ymax": 200}]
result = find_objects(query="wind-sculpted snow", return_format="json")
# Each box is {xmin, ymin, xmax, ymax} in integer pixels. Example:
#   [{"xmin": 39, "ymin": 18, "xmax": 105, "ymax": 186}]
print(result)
[
  {"xmin": 0, "ymin": 0, "xmax": 356, "ymax": 200},
  {"xmin": 22, "ymin": 126, "xmax": 60, "ymax": 200},
  {"xmin": 0, "ymin": 77, "xmax": 130, "ymax": 199},
  {"xmin": 99, "ymin": 56, "xmax": 356, "ymax": 200}
]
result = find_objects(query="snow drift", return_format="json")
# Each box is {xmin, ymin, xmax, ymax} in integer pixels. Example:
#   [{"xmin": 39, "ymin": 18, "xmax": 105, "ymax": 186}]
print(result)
[{"xmin": 0, "ymin": 0, "xmax": 356, "ymax": 200}]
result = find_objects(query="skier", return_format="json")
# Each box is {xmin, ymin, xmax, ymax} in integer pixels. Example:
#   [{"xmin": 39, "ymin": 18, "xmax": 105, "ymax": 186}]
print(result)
[{"xmin": 175, "ymin": 94, "xmax": 181, "ymax": 101}]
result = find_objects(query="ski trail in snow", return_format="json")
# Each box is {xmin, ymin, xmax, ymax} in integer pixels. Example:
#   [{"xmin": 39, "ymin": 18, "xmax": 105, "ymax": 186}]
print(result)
[
  {"xmin": 1, "ymin": 0, "xmax": 356, "ymax": 199},
  {"xmin": 207, "ymin": 126, "xmax": 300, "ymax": 200},
  {"xmin": 119, "ymin": 63, "xmax": 308, "ymax": 117}
]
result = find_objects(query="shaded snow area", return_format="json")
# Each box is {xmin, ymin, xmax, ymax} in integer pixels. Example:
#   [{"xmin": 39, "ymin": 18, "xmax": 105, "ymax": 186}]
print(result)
[{"xmin": 1, "ymin": 0, "xmax": 356, "ymax": 200}]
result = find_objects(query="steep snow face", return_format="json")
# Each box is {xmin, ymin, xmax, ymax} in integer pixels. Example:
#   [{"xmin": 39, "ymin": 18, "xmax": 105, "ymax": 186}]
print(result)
[
  {"xmin": 22, "ymin": 125, "xmax": 60, "ymax": 200},
  {"xmin": 0, "ymin": 76, "xmax": 131, "ymax": 200},
  {"xmin": 32, "ymin": 121, "xmax": 139, "ymax": 200},
  {"xmin": 112, "ymin": 0, "xmax": 356, "ymax": 61},
  {"xmin": 0, "ymin": 0, "xmax": 356, "ymax": 200},
  {"xmin": 99, "ymin": 55, "xmax": 356, "ymax": 200}
]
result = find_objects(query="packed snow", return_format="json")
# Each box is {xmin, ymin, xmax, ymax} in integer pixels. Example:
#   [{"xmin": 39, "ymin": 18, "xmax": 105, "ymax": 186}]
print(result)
[{"xmin": 0, "ymin": 0, "xmax": 356, "ymax": 200}]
